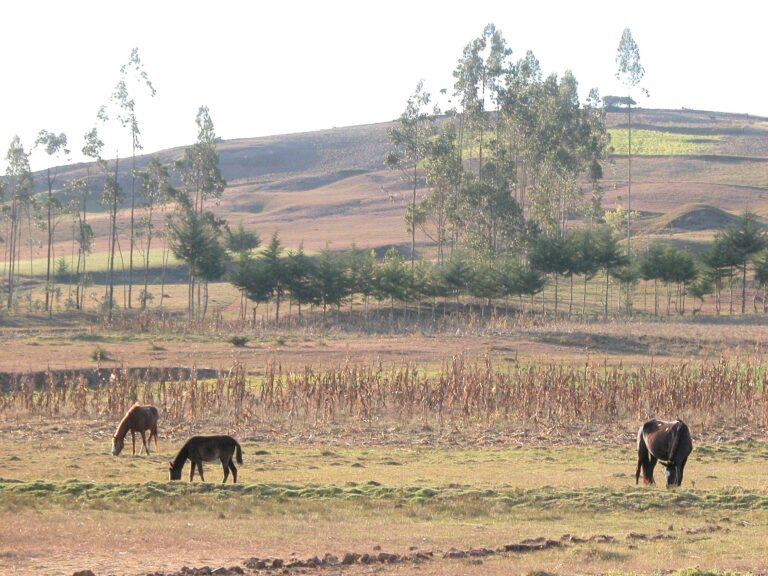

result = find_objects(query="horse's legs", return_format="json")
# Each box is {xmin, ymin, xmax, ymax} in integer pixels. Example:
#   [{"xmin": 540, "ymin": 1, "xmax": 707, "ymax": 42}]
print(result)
[
  {"xmin": 152, "ymin": 425, "xmax": 159, "ymax": 451},
  {"xmin": 647, "ymin": 455, "xmax": 658, "ymax": 485},
  {"xmin": 198, "ymin": 462, "xmax": 205, "ymax": 482},
  {"xmin": 637, "ymin": 435, "xmax": 651, "ymax": 485},
  {"xmin": 221, "ymin": 458, "xmax": 229, "ymax": 484},
  {"xmin": 229, "ymin": 459, "xmax": 238, "ymax": 484},
  {"xmin": 678, "ymin": 456, "xmax": 689, "ymax": 486},
  {"xmin": 190, "ymin": 462, "xmax": 196, "ymax": 482},
  {"xmin": 131, "ymin": 431, "xmax": 136, "ymax": 455},
  {"xmin": 636, "ymin": 440, "xmax": 648, "ymax": 485},
  {"xmin": 139, "ymin": 430, "xmax": 149, "ymax": 455}
]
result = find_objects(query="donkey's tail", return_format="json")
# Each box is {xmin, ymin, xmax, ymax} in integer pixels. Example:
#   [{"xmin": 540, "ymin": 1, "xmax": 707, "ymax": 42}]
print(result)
[{"xmin": 235, "ymin": 441, "xmax": 243, "ymax": 465}]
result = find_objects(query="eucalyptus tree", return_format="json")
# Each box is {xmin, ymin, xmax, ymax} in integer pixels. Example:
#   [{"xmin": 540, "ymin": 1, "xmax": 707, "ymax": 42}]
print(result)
[
  {"xmin": 385, "ymin": 81, "xmax": 436, "ymax": 268},
  {"xmin": 79, "ymin": 128, "xmax": 104, "ymax": 310},
  {"xmin": 176, "ymin": 106, "xmax": 226, "ymax": 215},
  {"xmin": 615, "ymin": 28, "xmax": 647, "ymax": 258},
  {"xmin": 138, "ymin": 157, "xmax": 173, "ymax": 309},
  {"xmin": 65, "ymin": 177, "xmax": 92, "ymax": 309},
  {"xmin": 34, "ymin": 130, "xmax": 69, "ymax": 313},
  {"xmin": 3, "ymin": 136, "xmax": 33, "ymax": 309},
  {"xmin": 108, "ymin": 47, "xmax": 156, "ymax": 308},
  {"xmin": 173, "ymin": 106, "xmax": 227, "ymax": 320},
  {"xmin": 420, "ymin": 124, "xmax": 462, "ymax": 265}
]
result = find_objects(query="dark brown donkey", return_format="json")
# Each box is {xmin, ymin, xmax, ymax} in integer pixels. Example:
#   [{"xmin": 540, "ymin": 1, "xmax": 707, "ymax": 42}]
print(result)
[
  {"xmin": 168, "ymin": 435, "xmax": 243, "ymax": 483},
  {"xmin": 636, "ymin": 418, "xmax": 692, "ymax": 488},
  {"xmin": 112, "ymin": 403, "xmax": 159, "ymax": 456}
]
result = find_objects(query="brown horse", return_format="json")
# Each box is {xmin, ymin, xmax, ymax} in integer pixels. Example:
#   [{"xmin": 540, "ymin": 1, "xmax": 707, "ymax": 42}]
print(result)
[
  {"xmin": 168, "ymin": 435, "xmax": 243, "ymax": 483},
  {"xmin": 635, "ymin": 418, "xmax": 692, "ymax": 487},
  {"xmin": 112, "ymin": 403, "xmax": 159, "ymax": 456}
]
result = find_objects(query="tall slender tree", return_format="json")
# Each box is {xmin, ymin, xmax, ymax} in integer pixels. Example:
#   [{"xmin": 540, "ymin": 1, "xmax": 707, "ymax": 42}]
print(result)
[
  {"xmin": 33, "ymin": 130, "xmax": 69, "ymax": 313},
  {"xmin": 385, "ymin": 81, "xmax": 435, "ymax": 269},
  {"xmin": 138, "ymin": 157, "xmax": 173, "ymax": 309},
  {"xmin": 615, "ymin": 28, "xmax": 647, "ymax": 259},
  {"xmin": 3, "ymin": 137, "xmax": 33, "ymax": 309},
  {"xmin": 174, "ymin": 106, "xmax": 227, "ymax": 319},
  {"xmin": 111, "ymin": 48, "xmax": 156, "ymax": 309}
]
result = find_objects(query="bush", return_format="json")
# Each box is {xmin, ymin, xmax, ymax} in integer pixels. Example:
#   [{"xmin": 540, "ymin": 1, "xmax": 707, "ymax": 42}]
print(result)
[
  {"xmin": 228, "ymin": 336, "xmax": 248, "ymax": 348},
  {"xmin": 90, "ymin": 346, "xmax": 112, "ymax": 362}
]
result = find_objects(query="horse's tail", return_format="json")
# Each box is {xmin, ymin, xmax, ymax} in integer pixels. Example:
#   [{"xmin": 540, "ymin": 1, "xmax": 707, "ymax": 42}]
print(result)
[
  {"xmin": 635, "ymin": 426, "xmax": 647, "ymax": 485},
  {"xmin": 235, "ymin": 441, "xmax": 243, "ymax": 465}
]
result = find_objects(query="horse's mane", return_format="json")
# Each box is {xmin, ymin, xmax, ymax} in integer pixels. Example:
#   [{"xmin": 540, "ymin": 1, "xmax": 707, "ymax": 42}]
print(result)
[
  {"xmin": 113, "ymin": 402, "xmax": 142, "ymax": 439},
  {"xmin": 170, "ymin": 440, "xmax": 190, "ymax": 470}
]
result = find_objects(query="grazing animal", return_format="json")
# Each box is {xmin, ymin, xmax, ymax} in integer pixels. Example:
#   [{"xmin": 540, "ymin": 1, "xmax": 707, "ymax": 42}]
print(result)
[
  {"xmin": 112, "ymin": 403, "xmax": 159, "ymax": 456},
  {"xmin": 168, "ymin": 435, "xmax": 243, "ymax": 483},
  {"xmin": 635, "ymin": 418, "xmax": 692, "ymax": 487}
]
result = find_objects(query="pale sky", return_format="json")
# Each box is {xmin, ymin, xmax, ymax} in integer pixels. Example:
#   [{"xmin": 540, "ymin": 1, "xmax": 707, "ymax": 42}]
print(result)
[{"xmin": 2, "ymin": 0, "xmax": 767, "ymax": 172}]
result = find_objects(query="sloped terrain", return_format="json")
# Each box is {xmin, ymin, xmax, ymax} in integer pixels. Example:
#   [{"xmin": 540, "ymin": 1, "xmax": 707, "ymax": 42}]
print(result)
[{"xmin": 18, "ymin": 107, "xmax": 768, "ymax": 263}]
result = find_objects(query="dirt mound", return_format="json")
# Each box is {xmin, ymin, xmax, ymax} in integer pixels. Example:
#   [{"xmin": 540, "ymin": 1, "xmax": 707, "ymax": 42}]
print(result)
[{"xmin": 646, "ymin": 203, "xmax": 739, "ymax": 233}]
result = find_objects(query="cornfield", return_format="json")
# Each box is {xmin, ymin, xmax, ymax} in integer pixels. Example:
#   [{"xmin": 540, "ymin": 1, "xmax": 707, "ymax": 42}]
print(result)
[{"xmin": 2, "ymin": 357, "xmax": 767, "ymax": 434}]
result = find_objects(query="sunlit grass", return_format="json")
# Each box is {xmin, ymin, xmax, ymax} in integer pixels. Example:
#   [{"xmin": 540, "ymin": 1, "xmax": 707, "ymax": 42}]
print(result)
[
  {"xmin": 0, "ymin": 249, "xmax": 180, "ymax": 277},
  {"xmin": 609, "ymin": 129, "xmax": 720, "ymax": 155}
]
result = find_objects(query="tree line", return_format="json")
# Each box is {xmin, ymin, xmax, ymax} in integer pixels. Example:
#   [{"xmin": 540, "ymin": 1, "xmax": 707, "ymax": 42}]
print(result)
[{"xmin": 222, "ymin": 210, "xmax": 768, "ymax": 324}]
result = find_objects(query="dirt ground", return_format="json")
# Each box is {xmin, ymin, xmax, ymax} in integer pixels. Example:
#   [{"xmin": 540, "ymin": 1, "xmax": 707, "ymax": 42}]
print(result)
[{"xmin": 2, "ymin": 315, "xmax": 767, "ymax": 376}]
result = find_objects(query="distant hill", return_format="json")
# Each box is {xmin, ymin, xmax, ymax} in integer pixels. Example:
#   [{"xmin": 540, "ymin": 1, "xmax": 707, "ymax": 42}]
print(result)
[
  {"xmin": 20, "ymin": 107, "xmax": 768, "ymax": 255},
  {"xmin": 642, "ymin": 203, "xmax": 741, "ymax": 234}
]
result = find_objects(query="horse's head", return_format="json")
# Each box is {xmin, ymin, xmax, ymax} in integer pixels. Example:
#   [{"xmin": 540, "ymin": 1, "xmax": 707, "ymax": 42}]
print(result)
[
  {"xmin": 111, "ymin": 435, "xmax": 124, "ymax": 456},
  {"xmin": 169, "ymin": 462, "xmax": 181, "ymax": 481},
  {"xmin": 664, "ymin": 464, "xmax": 680, "ymax": 488}
]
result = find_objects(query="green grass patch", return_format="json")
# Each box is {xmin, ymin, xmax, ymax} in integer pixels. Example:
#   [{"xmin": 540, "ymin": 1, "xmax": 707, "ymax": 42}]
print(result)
[
  {"xmin": 609, "ymin": 128, "xmax": 720, "ymax": 155},
  {"xmin": 3, "ymin": 478, "xmax": 768, "ymax": 514},
  {"xmin": 0, "ymin": 249, "xmax": 181, "ymax": 277}
]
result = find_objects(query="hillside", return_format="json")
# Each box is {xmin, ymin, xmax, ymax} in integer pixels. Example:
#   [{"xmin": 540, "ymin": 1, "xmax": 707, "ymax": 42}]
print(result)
[{"xmin": 18, "ymin": 108, "xmax": 768, "ymax": 258}]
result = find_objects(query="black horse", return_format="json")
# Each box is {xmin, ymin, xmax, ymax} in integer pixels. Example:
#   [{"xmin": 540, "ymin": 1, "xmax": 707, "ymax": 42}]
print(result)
[
  {"xmin": 169, "ymin": 435, "xmax": 243, "ymax": 483},
  {"xmin": 635, "ymin": 419, "xmax": 692, "ymax": 487}
]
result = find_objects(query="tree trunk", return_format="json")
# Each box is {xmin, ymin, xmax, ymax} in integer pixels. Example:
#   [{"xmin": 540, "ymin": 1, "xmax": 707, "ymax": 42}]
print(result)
[
  {"xmin": 729, "ymin": 269, "xmax": 734, "ymax": 315},
  {"xmin": 741, "ymin": 263, "xmax": 747, "ymax": 315},
  {"xmin": 128, "ymin": 143, "xmax": 137, "ymax": 309},
  {"xmin": 107, "ymin": 156, "xmax": 119, "ymax": 322},
  {"xmin": 45, "ymin": 167, "xmax": 53, "ymax": 313}
]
